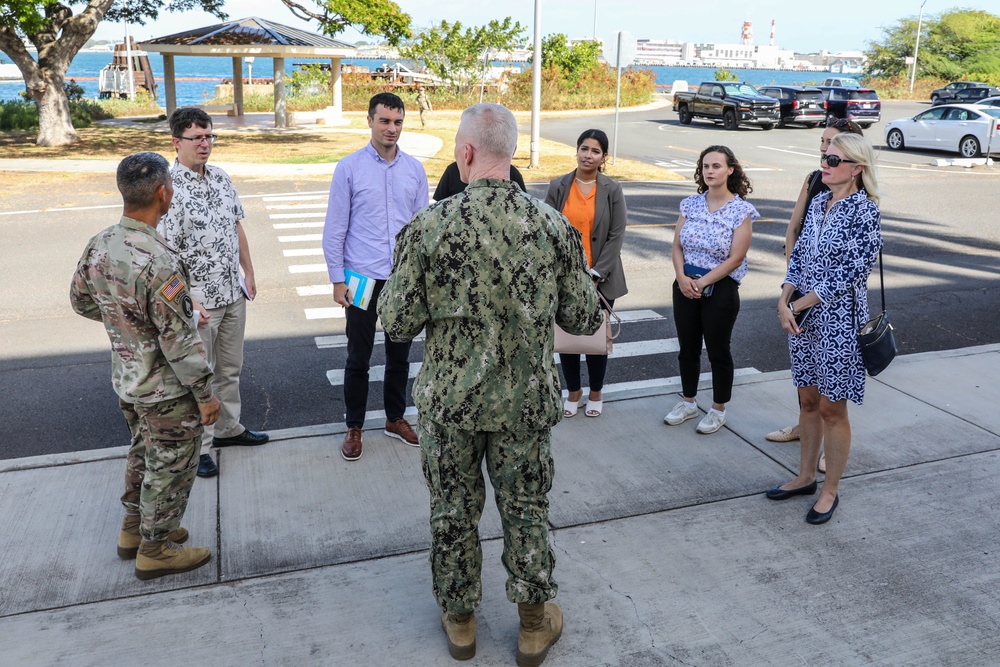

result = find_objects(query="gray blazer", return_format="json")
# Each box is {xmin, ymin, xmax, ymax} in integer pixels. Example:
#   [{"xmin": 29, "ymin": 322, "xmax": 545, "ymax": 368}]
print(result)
[{"xmin": 544, "ymin": 170, "xmax": 629, "ymax": 300}]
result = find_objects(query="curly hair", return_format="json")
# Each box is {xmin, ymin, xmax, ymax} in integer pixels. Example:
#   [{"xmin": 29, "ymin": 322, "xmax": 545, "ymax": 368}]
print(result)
[{"xmin": 693, "ymin": 145, "xmax": 753, "ymax": 199}]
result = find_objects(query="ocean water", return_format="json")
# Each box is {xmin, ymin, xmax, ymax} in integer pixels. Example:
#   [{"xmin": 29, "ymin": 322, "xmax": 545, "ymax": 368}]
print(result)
[{"xmin": 0, "ymin": 51, "xmax": 826, "ymax": 107}]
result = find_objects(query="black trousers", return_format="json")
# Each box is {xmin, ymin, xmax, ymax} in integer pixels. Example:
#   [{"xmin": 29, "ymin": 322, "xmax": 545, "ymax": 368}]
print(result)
[
  {"xmin": 672, "ymin": 277, "xmax": 740, "ymax": 404},
  {"xmin": 344, "ymin": 279, "xmax": 411, "ymax": 427},
  {"xmin": 560, "ymin": 298, "xmax": 615, "ymax": 393}
]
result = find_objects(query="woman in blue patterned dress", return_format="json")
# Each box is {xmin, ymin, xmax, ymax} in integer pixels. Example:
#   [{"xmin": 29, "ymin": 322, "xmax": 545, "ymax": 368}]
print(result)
[
  {"xmin": 766, "ymin": 133, "xmax": 882, "ymax": 525},
  {"xmin": 664, "ymin": 145, "xmax": 757, "ymax": 435}
]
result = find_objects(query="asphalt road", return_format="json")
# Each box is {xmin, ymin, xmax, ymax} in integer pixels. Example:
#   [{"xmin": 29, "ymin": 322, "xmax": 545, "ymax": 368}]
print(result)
[{"xmin": 2, "ymin": 100, "xmax": 999, "ymax": 459}]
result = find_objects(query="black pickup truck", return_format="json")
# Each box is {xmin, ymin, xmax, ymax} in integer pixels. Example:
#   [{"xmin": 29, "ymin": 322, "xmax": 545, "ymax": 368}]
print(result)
[{"xmin": 673, "ymin": 82, "xmax": 780, "ymax": 130}]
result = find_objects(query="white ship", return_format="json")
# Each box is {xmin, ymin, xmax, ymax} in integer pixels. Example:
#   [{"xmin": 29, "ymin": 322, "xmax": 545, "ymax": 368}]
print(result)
[{"xmin": 0, "ymin": 59, "xmax": 22, "ymax": 80}]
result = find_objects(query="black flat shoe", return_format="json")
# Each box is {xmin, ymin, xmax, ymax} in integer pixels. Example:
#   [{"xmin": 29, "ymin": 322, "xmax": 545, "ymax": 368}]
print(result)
[
  {"xmin": 196, "ymin": 453, "xmax": 218, "ymax": 478},
  {"xmin": 806, "ymin": 495, "xmax": 840, "ymax": 525},
  {"xmin": 213, "ymin": 429, "xmax": 269, "ymax": 447},
  {"xmin": 765, "ymin": 480, "xmax": 817, "ymax": 500}
]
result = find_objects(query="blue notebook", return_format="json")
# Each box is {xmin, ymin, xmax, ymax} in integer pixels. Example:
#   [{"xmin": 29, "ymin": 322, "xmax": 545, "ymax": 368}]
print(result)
[{"xmin": 344, "ymin": 269, "xmax": 375, "ymax": 310}]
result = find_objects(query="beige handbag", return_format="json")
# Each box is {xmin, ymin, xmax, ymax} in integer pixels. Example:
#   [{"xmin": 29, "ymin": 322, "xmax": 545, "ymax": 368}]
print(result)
[{"xmin": 554, "ymin": 293, "xmax": 621, "ymax": 355}]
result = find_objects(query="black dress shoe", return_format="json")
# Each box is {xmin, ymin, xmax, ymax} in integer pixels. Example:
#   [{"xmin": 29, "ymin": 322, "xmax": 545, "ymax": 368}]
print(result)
[
  {"xmin": 765, "ymin": 480, "xmax": 818, "ymax": 500},
  {"xmin": 196, "ymin": 453, "xmax": 218, "ymax": 478},
  {"xmin": 806, "ymin": 495, "xmax": 840, "ymax": 525},
  {"xmin": 213, "ymin": 429, "xmax": 269, "ymax": 447}
]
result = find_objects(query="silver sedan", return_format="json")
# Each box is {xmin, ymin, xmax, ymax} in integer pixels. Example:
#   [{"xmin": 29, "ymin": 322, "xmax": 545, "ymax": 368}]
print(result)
[{"xmin": 884, "ymin": 104, "xmax": 1000, "ymax": 158}]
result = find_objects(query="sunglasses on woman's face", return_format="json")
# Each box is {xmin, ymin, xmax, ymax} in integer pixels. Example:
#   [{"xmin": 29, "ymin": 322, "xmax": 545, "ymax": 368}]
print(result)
[
  {"xmin": 827, "ymin": 117, "xmax": 855, "ymax": 129},
  {"xmin": 820, "ymin": 154, "xmax": 857, "ymax": 168}
]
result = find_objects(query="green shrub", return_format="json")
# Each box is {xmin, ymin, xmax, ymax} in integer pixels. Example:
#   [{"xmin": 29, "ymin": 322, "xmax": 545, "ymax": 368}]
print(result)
[
  {"xmin": 95, "ymin": 91, "xmax": 163, "ymax": 118},
  {"xmin": 0, "ymin": 100, "xmax": 38, "ymax": 131}
]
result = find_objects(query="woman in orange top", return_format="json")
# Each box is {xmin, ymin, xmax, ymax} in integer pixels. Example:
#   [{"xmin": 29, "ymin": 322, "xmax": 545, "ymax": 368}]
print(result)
[{"xmin": 545, "ymin": 129, "xmax": 629, "ymax": 417}]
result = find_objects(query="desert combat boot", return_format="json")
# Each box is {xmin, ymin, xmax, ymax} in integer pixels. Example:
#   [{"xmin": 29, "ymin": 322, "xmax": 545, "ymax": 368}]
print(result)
[
  {"xmin": 516, "ymin": 602, "xmax": 563, "ymax": 667},
  {"xmin": 135, "ymin": 539, "xmax": 211, "ymax": 580},
  {"xmin": 117, "ymin": 513, "xmax": 189, "ymax": 559},
  {"xmin": 441, "ymin": 611, "xmax": 476, "ymax": 660}
]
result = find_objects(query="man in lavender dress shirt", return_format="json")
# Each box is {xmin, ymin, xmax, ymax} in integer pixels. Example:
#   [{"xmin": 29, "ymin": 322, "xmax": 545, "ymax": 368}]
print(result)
[{"xmin": 323, "ymin": 93, "xmax": 429, "ymax": 461}]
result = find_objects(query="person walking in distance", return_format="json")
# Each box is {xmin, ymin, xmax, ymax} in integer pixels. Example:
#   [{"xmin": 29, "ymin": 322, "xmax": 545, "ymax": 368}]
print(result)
[
  {"xmin": 416, "ymin": 84, "xmax": 432, "ymax": 129},
  {"xmin": 379, "ymin": 103, "xmax": 602, "ymax": 666},
  {"xmin": 323, "ymin": 93, "xmax": 429, "ymax": 460},
  {"xmin": 158, "ymin": 108, "xmax": 269, "ymax": 479},
  {"xmin": 71, "ymin": 152, "xmax": 220, "ymax": 579}
]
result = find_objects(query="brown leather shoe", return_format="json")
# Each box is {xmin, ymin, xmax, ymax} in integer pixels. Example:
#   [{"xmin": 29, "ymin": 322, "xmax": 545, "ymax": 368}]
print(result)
[
  {"xmin": 384, "ymin": 418, "xmax": 419, "ymax": 446},
  {"xmin": 342, "ymin": 427, "xmax": 363, "ymax": 461}
]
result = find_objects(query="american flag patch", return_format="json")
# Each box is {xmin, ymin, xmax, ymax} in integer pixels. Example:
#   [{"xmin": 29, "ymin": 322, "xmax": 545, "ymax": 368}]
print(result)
[{"xmin": 160, "ymin": 275, "xmax": 185, "ymax": 301}]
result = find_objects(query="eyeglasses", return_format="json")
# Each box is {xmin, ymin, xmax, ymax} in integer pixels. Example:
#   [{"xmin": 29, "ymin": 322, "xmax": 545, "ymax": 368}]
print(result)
[
  {"xmin": 820, "ymin": 154, "xmax": 858, "ymax": 168},
  {"xmin": 177, "ymin": 134, "xmax": 218, "ymax": 144}
]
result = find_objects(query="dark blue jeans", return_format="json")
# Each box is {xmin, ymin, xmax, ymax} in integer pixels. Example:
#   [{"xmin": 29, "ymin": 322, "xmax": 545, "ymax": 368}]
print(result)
[{"xmin": 344, "ymin": 279, "xmax": 411, "ymax": 427}]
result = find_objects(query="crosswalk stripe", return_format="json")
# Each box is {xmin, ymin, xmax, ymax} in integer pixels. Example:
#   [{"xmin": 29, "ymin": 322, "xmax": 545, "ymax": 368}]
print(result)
[
  {"xmin": 283, "ymin": 248, "xmax": 324, "ymax": 257},
  {"xmin": 263, "ymin": 194, "xmax": 328, "ymax": 202},
  {"xmin": 279, "ymin": 234, "xmax": 323, "ymax": 242},
  {"xmin": 289, "ymin": 264, "xmax": 328, "ymax": 274},
  {"xmin": 325, "ymin": 339, "xmax": 681, "ymax": 386},
  {"xmin": 266, "ymin": 203, "xmax": 328, "ymax": 210},
  {"xmin": 306, "ymin": 306, "xmax": 345, "ymax": 319},
  {"xmin": 312, "ymin": 309, "xmax": 667, "ymax": 347},
  {"xmin": 269, "ymin": 213, "xmax": 325, "ymax": 220},
  {"xmin": 298, "ymin": 285, "xmax": 333, "ymax": 297},
  {"xmin": 273, "ymin": 221, "xmax": 324, "ymax": 229}
]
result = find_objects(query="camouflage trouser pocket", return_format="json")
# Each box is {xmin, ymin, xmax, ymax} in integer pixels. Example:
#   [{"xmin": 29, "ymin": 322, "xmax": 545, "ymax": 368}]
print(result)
[{"xmin": 418, "ymin": 418, "xmax": 444, "ymax": 495}]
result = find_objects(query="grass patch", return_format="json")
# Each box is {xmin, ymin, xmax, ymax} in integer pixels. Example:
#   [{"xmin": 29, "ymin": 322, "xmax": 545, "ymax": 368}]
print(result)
[{"xmin": 0, "ymin": 109, "xmax": 682, "ymax": 183}]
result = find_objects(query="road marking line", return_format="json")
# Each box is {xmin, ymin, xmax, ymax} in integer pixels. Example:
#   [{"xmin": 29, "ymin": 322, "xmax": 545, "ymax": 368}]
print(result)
[
  {"xmin": 325, "ymin": 338, "xmax": 682, "ymax": 385},
  {"xmin": 269, "ymin": 213, "xmax": 326, "ymax": 219},
  {"xmin": 278, "ymin": 234, "xmax": 323, "ymax": 242},
  {"xmin": 283, "ymin": 248, "xmax": 324, "ymax": 257},
  {"xmin": 298, "ymin": 285, "xmax": 333, "ymax": 296},
  {"xmin": 257, "ymin": 192, "xmax": 328, "ymax": 201},
  {"xmin": 273, "ymin": 221, "xmax": 324, "ymax": 229},
  {"xmin": 312, "ymin": 310, "xmax": 666, "ymax": 348},
  {"xmin": 306, "ymin": 306, "xmax": 345, "ymax": 319},
  {"xmin": 266, "ymin": 203, "xmax": 328, "ymax": 210},
  {"xmin": 289, "ymin": 264, "xmax": 328, "ymax": 274}
]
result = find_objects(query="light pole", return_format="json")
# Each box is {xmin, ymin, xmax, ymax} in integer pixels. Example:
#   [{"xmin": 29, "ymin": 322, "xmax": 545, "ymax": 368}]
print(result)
[
  {"xmin": 530, "ymin": 0, "xmax": 541, "ymax": 169},
  {"xmin": 593, "ymin": 0, "xmax": 598, "ymax": 40},
  {"xmin": 909, "ymin": 0, "xmax": 927, "ymax": 94}
]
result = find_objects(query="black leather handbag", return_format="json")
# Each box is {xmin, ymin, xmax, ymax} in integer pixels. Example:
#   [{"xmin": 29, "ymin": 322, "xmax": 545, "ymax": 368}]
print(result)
[{"xmin": 854, "ymin": 251, "xmax": 897, "ymax": 377}]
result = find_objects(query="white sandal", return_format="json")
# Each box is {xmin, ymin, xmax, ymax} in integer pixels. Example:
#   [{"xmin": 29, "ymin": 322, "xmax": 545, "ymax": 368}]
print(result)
[
  {"xmin": 563, "ymin": 398, "xmax": 584, "ymax": 417},
  {"xmin": 585, "ymin": 400, "xmax": 603, "ymax": 417}
]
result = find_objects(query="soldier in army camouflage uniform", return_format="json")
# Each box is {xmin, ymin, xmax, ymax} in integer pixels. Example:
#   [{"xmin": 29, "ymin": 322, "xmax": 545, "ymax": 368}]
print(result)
[
  {"xmin": 379, "ymin": 104, "xmax": 603, "ymax": 666},
  {"xmin": 70, "ymin": 152, "xmax": 222, "ymax": 581}
]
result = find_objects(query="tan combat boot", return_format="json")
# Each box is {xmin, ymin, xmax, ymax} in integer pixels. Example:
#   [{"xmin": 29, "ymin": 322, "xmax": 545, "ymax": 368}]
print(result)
[
  {"xmin": 117, "ymin": 514, "xmax": 189, "ymax": 559},
  {"xmin": 516, "ymin": 602, "xmax": 563, "ymax": 667},
  {"xmin": 134, "ymin": 540, "xmax": 211, "ymax": 580},
  {"xmin": 440, "ymin": 611, "xmax": 476, "ymax": 660}
]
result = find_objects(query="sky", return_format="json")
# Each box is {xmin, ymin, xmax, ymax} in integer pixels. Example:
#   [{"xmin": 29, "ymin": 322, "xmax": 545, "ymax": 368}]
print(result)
[{"xmin": 93, "ymin": 1, "xmax": 999, "ymax": 55}]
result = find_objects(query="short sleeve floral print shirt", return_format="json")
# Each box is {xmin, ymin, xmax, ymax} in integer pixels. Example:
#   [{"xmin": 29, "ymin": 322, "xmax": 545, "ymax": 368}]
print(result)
[
  {"xmin": 158, "ymin": 161, "xmax": 245, "ymax": 309},
  {"xmin": 678, "ymin": 193, "xmax": 758, "ymax": 284}
]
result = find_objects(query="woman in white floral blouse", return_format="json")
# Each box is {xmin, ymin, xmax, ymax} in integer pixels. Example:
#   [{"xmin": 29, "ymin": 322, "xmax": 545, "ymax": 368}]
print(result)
[{"xmin": 664, "ymin": 145, "xmax": 757, "ymax": 435}]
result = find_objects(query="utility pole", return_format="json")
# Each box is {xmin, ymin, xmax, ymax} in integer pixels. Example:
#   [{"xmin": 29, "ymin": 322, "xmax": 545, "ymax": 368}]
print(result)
[
  {"xmin": 530, "ymin": 0, "xmax": 541, "ymax": 169},
  {"xmin": 909, "ymin": 0, "xmax": 927, "ymax": 94}
]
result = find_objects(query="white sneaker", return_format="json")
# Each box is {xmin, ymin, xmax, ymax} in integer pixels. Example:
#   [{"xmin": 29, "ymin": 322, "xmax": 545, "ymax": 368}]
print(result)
[
  {"xmin": 696, "ymin": 410, "xmax": 726, "ymax": 434},
  {"xmin": 664, "ymin": 402, "xmax": 699, "ymax": 425}
]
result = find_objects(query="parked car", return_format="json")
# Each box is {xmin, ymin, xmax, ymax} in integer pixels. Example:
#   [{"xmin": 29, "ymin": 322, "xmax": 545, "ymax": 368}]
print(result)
[
  {"xmin": 976, "ymin": 97, "xmax": 1000, "ymax": 108},
  {"xmin": 758, "ymin": 85, "xmax": 827, "ymax": 128},
  {"xmin": 884, "ymin": 104, "xmax": 1000, "ymax": 158},
  {"xmin": 932, "ymin": 87, "xmax": 1000, "ymax": 106},
  {"xmin": 930, "ymin": 81, "xmax": 988, "ymax": 104},
  {"xmin": 821, "ymin": 77, "xmax": 861, "ymax": 89},
  {"xmin": 817, "ymin": 87, "xmax": 881, "ymax": 128},
  {"xmin": 672, "ymin": 81, "xmax": 780, "ymax": 130}
]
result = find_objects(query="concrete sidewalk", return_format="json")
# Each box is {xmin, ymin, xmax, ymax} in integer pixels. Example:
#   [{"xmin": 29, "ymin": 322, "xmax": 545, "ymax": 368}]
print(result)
[{"xmin": 2, "ymin": 345, "xmax": 1000, "ymax": 666}]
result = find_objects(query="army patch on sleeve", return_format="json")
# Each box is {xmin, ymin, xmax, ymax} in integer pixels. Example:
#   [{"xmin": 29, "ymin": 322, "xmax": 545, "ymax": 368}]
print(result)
[
  {"xmin": 182, "ymin": 295, "xmax": 194, "ymax": 318},
  {"xmin": 160, "ymin": 274, "xmax": 185, "ymax": 301}
]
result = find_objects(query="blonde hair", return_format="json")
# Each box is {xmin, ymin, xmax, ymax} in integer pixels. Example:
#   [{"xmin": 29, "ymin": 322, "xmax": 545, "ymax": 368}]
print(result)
[{"xmin": 831, "ymin": 133, "xmax": 880, "ymax": 205}]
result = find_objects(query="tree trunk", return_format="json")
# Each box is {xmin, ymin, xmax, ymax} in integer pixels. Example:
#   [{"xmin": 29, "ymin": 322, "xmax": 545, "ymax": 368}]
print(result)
[{"xmin": 31, "ymin": 68, "xmax": 78, "ymax": 146}]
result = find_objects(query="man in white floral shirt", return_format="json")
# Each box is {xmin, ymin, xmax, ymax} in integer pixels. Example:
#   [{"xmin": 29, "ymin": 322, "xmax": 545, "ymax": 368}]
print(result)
[{"xmin": 158, "ymin": 108, "xmax": 269, "ymax": 478}]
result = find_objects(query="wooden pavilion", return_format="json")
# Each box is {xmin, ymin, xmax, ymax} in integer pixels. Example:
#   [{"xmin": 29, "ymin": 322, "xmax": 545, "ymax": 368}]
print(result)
[{"xmin": 140, "ymin": 17, "xmax": 356, "ymax": 128}]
